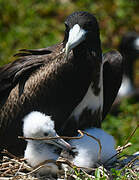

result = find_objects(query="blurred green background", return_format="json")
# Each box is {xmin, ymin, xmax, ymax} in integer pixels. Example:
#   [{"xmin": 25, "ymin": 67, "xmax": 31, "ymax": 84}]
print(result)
[{"xmin": 0, "ymin": 0, "xmax": 138, "ymax": 154}]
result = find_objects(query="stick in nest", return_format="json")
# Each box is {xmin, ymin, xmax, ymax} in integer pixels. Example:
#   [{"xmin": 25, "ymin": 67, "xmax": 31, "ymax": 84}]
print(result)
[
  {"xmin": 1, "ymin": 149, "xmax": 22, "ymax": 160},
  {"xmin": 104, "ymin": 125, "xmax": 138, "ymax": 166},
  {"xmin": 56, "ymin": 157, "xmax": 94, "ymax": 172},
  {"xmin": 18, "ymin": 129, "xmax": 84, "ymax": 141},
  {"xmin": 19, "ymin": 130, "xmax": 102, "ymax": 163},
  {"xmin": 80, "ymin": 130, "xmax": 102, "ymax": 161},
  {"xmin": 2, "ymin": 129, "xmax": 103, "ymax": 178},
  {"xmin": 124, "ymin": 124, "xmax": 139, "ymax": 146}
]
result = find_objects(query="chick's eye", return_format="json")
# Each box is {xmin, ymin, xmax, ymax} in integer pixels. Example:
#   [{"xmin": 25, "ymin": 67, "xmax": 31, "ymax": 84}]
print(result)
[{"xmin": 44, "ymin": 132, "xmax": 48, "ymax": 136}]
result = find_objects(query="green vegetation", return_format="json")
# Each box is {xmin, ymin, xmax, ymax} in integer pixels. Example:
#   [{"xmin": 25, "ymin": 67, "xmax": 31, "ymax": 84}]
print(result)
[
  {"xmin": 103, "ymin": 98, "xmax": 139, "ymax": 155},
  {"xmin": 64, "ymin": 165, "xmax": 139, "ymax": 179},
  {"xmin": 0, "ymin": 0, "xmax": 138, "ymax": 155}
]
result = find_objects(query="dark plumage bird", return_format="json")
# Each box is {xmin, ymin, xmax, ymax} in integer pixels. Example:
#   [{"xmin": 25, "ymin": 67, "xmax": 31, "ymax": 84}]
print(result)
[
  {"xmin": 0, "ymin": 11, "xmax": 102, "ymax": 155},
  {"xmin": 0, "ymin": 11, "xmax": 123, "ymax": 155},
  {"xmin": 118, "ymin": 32, "xmax": 139, "ymax": 97}
]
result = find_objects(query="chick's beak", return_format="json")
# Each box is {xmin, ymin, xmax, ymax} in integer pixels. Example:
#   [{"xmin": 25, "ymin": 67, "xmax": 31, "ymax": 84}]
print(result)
[{"xmin": 50, "ymin": 134, "xmax": 72, "ymax": 150}]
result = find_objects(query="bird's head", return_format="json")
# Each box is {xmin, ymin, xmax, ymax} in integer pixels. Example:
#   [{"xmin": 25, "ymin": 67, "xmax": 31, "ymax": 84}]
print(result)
[
  {"xmin": 63, "ymin": 11, "xmax": 102, "ymax": 59},
  {"xmin": 23, "ymin": 111, "xmax": 71, "ymax": 150},
  {"xmin": 119, "ymin": 32, "xmax": 139, "ymax": 61}
]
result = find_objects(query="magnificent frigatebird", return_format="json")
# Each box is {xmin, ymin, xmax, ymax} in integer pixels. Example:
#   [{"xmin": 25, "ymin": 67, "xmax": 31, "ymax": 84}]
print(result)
[
  {"xmin": 0, "ymin": 11, "xmax": 103, "ymax": 154},
  {"xmin": 118, "ymin": 32, "xmax": 139, "ymax": 98},
  {"xmin": 23, "ymin": 111, "xmax": 71, "ymax": 176}
]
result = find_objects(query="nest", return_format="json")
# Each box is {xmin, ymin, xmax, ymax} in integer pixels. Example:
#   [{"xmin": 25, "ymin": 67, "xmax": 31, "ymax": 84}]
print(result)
[{"xmin": 0, "ymin": 127, "xmax": 139, "ymax": 180}]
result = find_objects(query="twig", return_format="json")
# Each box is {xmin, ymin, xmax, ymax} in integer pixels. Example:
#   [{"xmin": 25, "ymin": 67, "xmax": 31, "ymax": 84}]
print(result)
[
  {"xmin": 128, "ymin": 168, "xmax": 138, "ymax": 178},
  {"xmin": 0, "ymin": 161, "xmax": 13, "ymax": 167},
  {"xmin": 104, "ymin": 142, "xmax": 132, "ymax": 165},
  {"xmin": 0, "ymin": 178, "xmax": 13, "ymax": 180},
  {"xmin": 25, "ymin": 165, "xmax": 47, "ymax": 175},
  {"xmin": 116, "ymin": 142, "xmax": 132, "ymax": 153},
  {"xmin": 97, "ymin": 166, "xmax": 109, "ymax": 178},
  {"xmin": 56, "ymin": 157, "xmax": 75, "ymax": 169},
  {"xmin": 33, "ymin": 159, "xmax": 56, "ymax": 169},
  {"xmin": 81, "ymin": 130, "xmax": 102, "ymax": 161},
  {"xmin": 124, "ymin": 156, "xmax": 139, "ymax": 169},
  {"xmin": 18, "ymin": 129, "xmax": 84, "ymax": 141},
  {"xmin": 1, "ymin": 149, "xmax": 20, "ymax": 160},
  {"xmin": 0, "ymin": 168, "xmax": 13, "ymax": 177},
  {"xmin": 14, "ymin": 162, "xmax": 24, "ymax": 177},
  {"xmin": 7, "ymin": 158, "xmax": 32, "ymax": 171},
  {"xmin": 57, "ymin": 157, "xmax": 94, "ymax": 172},
  {"xmin": 80, "ymin": 168, "xmax": 94, "ymax": 179},
  {"xmin": 124, "ymin": 124, "xmax": 139, "ymax": 145},
  {"xmin": 24, "ymin": 159, "xmax": 57, "ymax": 176}
]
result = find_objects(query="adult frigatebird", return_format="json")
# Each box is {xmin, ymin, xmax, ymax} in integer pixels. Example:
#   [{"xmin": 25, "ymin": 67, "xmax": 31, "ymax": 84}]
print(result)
[
  {"xmin": 0, "ymin": 11, "xmax": 102, "ymax": 155},
  {"xmin": 118, "ymin": 32, "xmax": 139, "ymax": 97}
]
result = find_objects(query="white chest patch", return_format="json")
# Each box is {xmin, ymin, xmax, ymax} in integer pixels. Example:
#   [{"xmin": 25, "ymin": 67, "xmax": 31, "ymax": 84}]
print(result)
[
  {"xmin": 70, "ymin": 64, "xmax": 103, "ymax": 121},
  {"xmin": 70, "ymin": 84, "xmax": 100, "ymax": 120},
  {"xmin": 118, "ymin": 76, "xmax": 134, "ymax": 97}
]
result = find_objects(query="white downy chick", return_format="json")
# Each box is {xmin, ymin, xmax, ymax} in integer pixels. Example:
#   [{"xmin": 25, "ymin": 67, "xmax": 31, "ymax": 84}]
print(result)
[
  {"xmin": 69, "ymin": 128, "xmax": 117, "ymax": 168},
  {"xmin": 23, "ymin": 111, "xmax": 71, "ymax": 175}
]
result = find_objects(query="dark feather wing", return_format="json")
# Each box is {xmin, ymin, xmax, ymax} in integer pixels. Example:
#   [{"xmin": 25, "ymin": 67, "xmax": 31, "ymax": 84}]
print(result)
[
  {"xmin": 0, "ymin": 44, "xmax": 59, "ymax": 107},
  {"xmin": 13, "ymin": 44, "xmax": 58, "ymax": 57},
  {"xmin": 102, "ymin": 50, "xmax": 123, "ymax": 120}
]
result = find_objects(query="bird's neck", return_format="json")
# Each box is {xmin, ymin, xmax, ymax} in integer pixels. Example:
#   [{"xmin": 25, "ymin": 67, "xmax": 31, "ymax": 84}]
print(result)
[
  {"xmin": 69, "ymin": 61, "xmax": 103, "ymax": 128},
  {"xmin": 73, "ymin": 40, "xmax": 102, "ymax": 61}
]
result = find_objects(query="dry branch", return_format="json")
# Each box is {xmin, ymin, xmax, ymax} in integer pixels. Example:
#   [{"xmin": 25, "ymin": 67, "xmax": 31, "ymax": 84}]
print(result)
[{"xmin": 18, "ymin": 129, "xmax": 84, "ymax": 141}]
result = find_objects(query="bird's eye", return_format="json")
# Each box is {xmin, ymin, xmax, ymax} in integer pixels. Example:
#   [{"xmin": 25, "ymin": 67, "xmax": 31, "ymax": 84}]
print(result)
[
  {"xmin": 44, "ymin": 132, "xmax": 49, "ymax": 136},
  {"xmin": 83, "ymin": 21, "xmax": 93, "ymax": 30}
]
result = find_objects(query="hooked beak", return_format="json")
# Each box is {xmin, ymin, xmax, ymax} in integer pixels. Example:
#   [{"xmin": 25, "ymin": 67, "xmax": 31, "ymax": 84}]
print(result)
[
  {"xmin": 65, "ymin": 24, "xmax": 87, "ymax": 59},
  {"xmin": 49, "ymin": 134, "xmax": 72, "ymax": 150}
]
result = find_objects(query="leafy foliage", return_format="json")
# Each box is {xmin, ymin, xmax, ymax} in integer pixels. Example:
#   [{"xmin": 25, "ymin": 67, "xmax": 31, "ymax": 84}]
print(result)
[
  {"xmin": 0, "ymin": 0, "xmax": 139, "ymax": 155},
  {"xmin": 0, "ymin": 0, "xmax": 139, "ymax": 65},
  {"xmin": 103, "ymin": 99, "xmax": 139, "ymax": 154}
]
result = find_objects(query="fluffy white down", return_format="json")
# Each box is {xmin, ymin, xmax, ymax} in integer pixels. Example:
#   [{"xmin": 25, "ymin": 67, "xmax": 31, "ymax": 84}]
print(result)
[
  {"xmin": 70, "ymin": 128, "xmax": 117, "ymax": 168},
  {"xmin": 23, "ymin": 111, "xmax": 59, "ymax": 175},
  {"xmin": 24, "ymin": 142, "xmax": 59, "ymax": 175},
  {"xmin": 23, "ymin": 111, "xmax": 54, "ymax": 138}
]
